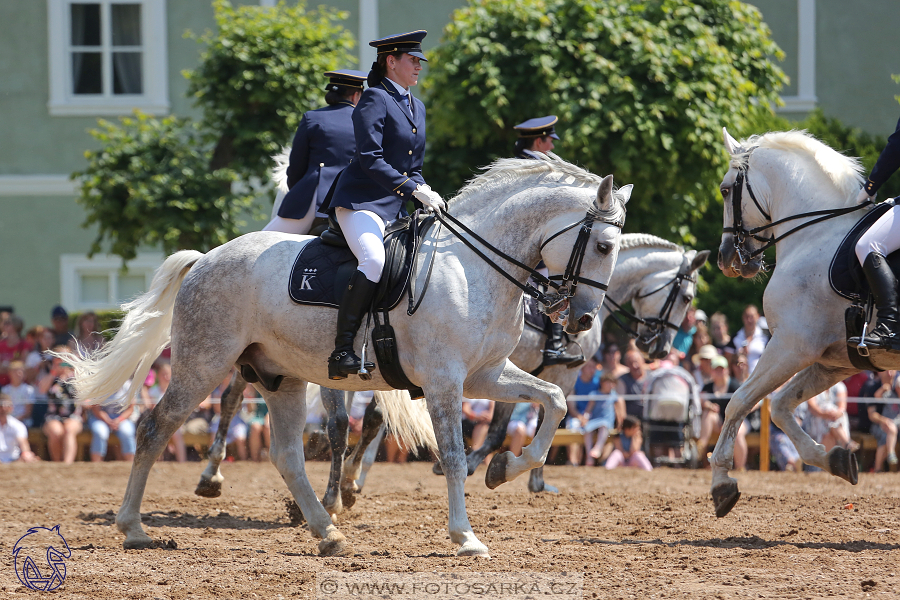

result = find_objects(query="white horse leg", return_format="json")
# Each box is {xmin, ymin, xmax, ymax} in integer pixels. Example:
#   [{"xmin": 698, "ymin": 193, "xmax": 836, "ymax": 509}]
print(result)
[
  {"xmin": 117, "ymin": 366, "xmax": 228, "ymax": 549},
  {"xmin": 196, "ymin": 371, "xmax": 246, "ymax": 498},
  {"xmin": 709, "ymin": 334, "xmax": 810, "ymax": 517},
  {"xmin": 264, "ymin": 382, "xmax": 349, "ymax": 556},
  {"xmin": 426, "ymin": 384, "xmax": 489, "ymax": 557},
  {"xmin": 768, "ymin": 364, "xmax": 858, "ymax": 481},
  {"xmin": 319, "ymin": 387, "xmax": 349, "ymax": 518},
  {"xmin": 465, "ymin": 361, "xmax": 567, "ymax": 489},
  {"xmin": 356, "ymin": 424, "xmax": 385, "ymax": 490}
]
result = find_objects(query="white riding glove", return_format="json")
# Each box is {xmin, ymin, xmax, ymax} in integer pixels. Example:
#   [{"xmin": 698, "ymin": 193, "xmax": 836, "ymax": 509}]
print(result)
[
  {"xmin": 412, "ymin": 184, "xmax": 447, "ymax": 214},
  {"xmin": 856, "ymin": 187, "xmax": 874, "ymax": 204}
]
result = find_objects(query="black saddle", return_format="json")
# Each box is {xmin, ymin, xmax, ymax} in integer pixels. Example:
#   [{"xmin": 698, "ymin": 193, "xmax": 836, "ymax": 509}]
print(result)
[
  {"xmin": 829, "ymin": 199, "xmax": 899, "ymax": 301},
  {"xmin": 288, "ymin": 215, "xmax": 426, "ymax": 311}
]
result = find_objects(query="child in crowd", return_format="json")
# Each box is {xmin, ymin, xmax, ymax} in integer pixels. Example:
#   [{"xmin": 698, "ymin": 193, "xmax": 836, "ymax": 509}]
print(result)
[
  {"xmin": 1, "ymin": 361, "xmax": 35, "ymax": 427},
  {"xmin": 605, "ymin": 416, "xmax": 652, "ymax": 471},
  {"xmin": 584, "ymin": 371, "xmax": 620, "ymax": 466}
]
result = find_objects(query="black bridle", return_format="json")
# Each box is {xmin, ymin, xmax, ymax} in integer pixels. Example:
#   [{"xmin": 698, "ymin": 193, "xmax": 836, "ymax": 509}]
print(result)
[
  {"xmin": 723, "ymin": 148, "xmax": 872, "ymax": 271},
  {"xmin": 603, "ymin": 254, "xmax": 695, "ymax": 344},
  {"xmin": 434, "ymin": 207, "xmax": 624, "ymax": 313}
]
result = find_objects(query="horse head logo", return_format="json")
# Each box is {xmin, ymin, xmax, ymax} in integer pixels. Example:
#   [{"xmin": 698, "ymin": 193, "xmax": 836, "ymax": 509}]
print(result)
[{"xmin": 12, "ymin": 525, "xmax": 71, "ymax": 591}]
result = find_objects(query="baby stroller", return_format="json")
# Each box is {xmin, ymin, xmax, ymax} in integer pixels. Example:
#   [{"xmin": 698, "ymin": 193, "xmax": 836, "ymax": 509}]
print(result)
[{"xmin": 641, "ymin": 365, "xmax": 702, "ymax": 468}]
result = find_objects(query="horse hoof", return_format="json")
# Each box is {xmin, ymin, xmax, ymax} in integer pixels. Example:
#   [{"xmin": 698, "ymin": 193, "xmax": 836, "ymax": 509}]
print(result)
[
  {"xmin": 531, "ymin": 483, "xmax": 558, "ymax": 494},
  {"xmin": 432, "ymin": 461, "xmax": 445, "ymax": 476},
  {"xmin": 194, "ymin": 478, "xmax": 222, "ymax": 498},
  {"xmin": 457, "ymin": 541, "xmax": 490, "ymax": 557},
  {"xmin": 318, "ymin": 533, "xmax": 351, "ymax": 557},
  {"xmin": 340, "ymin": 488, "xmax": 358, "ymax": 509},
  {"xmin": 485, "ymin": 452, "xmax": 511, "ymax": 490},
  {"xmin": 712, "ymin": 480, "xmax": 741, "ymax": 518},
  {"xmin": 828, "ymin": 447, "xmax": 859, "ymax": 485},
  {"xmin": 123, "ymin": 537, "xmax": 176, "ymax": 550}
]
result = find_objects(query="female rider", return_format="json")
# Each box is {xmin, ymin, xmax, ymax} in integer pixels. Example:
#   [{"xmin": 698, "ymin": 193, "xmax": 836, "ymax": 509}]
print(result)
[
  {"xmin": 851, "ymin": 115, "xmax": 900, "ymax": 351},
  {"xmin": 326, "ymin": 31, "xmax": 445, "ymax": 380},
  {"xmin": 263, "ymin": 70, "xmax": 367, "ymax": 235}
]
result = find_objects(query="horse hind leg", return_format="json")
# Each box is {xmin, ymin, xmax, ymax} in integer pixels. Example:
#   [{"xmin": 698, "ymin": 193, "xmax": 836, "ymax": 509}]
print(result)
[
  {"xmin": 319, "ymin": 387, "xmax": 349, "ymax": 519},
  {"xmin": 195, "ymin": 370, "xmax": 246, "ymax": 498},
  {"xmin": 265, "ymin": 382, "xmax": 350, "ymax": 557},
  {"xmin": 117, "ymin": 369, "xmax": 227, "ymax": 549},
  {"xmin": 465, "ymin": 401, "xmax": 515, "ymax": 476},
  {"xmin": 527, "ymin": 408, "xmax": 558, "ymax": 494},
  {"xmin": 341, "ymin": 400, "xmax": 384, "ymax": 507}
]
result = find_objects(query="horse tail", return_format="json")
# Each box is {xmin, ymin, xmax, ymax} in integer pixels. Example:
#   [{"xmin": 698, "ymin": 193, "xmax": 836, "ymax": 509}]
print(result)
[
  {"xmin": 56, "ymin": 250, "xmax": 205, "ymax": 407},
  {"xmin": 271, "ymin": 146, "xmax": 291, "ymax": 193},
  {"xmin": 375, "ymin": 391, "xmax": 438, "ymax": 455}
]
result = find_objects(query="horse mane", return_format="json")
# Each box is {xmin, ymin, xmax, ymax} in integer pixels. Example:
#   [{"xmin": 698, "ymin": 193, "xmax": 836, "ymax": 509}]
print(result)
[
  {"xmin": 732, "ymin": 130, "xmax": 864, "ymax": 198},
  {"xmin": 449, "ymin": 153, "xmax": 628, "ymax": 223},
  {"xmin": 619, "ymin": 233, "xmax": 683, "ymax": 253}
]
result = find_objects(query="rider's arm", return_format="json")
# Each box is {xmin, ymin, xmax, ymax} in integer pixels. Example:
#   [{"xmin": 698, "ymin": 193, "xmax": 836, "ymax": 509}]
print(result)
[
  {"xmin": 864, "ymin": 116, "xmax": 900, "ymax": 197},
  {"xmin": 286, "ymin": 115, "xmax": 311, "ymax": 190}
]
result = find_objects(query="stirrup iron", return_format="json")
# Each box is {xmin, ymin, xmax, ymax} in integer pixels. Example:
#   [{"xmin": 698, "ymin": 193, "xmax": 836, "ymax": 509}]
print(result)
[{"xmin": 857, "ymin": 317, "xmax": 870, "ymax": 357}]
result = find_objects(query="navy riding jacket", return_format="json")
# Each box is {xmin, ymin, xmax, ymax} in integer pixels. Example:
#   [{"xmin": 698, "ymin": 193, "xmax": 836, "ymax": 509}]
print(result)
[
  {"xmin": 329, "ymin": 80, "xmax": 426, "ymax": 223},
  {"xmin": 865, "ymin": 115, "xmax": 900, "ymax": 197},
  {"xmin": 280, "ymin": 102, "xmax": 357, "ymax": 220}
]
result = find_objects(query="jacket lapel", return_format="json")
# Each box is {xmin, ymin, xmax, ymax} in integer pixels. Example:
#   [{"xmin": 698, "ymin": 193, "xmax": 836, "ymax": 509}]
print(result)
[{"xmin": 381, "ymin": 82, "xmax": 415, "ymax": 126}]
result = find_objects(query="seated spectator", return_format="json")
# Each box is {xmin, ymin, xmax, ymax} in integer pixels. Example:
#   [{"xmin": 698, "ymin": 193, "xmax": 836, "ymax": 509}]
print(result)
[
  {"xmin": 88, "ymin": 382, "xmax": 136, "ymax": 462},
  {"xmin": 692, "ymin": 344, "xmax": 719, "ymax": 387},
  {"xmin": 0, "ymin": 315, "xmax": 33, "ymax": 388},
  {"xmin": 566, "ymin": 359, "xmax": 600, "ymax": 465},
  {"xmin": 37, "ymin": 351, "xmax": 82, "ymax": 463},
  {"xmin": 24, "ymin": 327, "xmax": 55, "ymax": 385},
  {"xmin": 461, "ymin": 398, "xmax": 494, "ymax": 456},
  {"xmin": 605, "ymin": 415, "xmax": 652, "ymax": 471},
  {"xmin": 71, "ymin": 311, "xmax": 105, "ymax": 354},
  {"xmin": 868, "ymin": 370, "xmax": 899, "ymax": 472},
  {"xmin": 0, "ymin": 394, "xmax": 39, "ymax": 462},
  {"xmin": 599, "ymin": 344, "xmax": 628, "ymax": 379},
  {"xmin": 802, "ymin": 381, "xmax": 856, "ymax": 454},
  {"xmin": 724, "ymin": 304, "xmax": 768, "ymax": 373},
  {"xmin": 506, "ymin": 402, "xmax": 539, "ymax": 457},
  {"xmin": 709, "ymin": 312, "xmax": 732, "ymax": 354},
  {"xmin": 686, "ymin": 322, "xmax": 712, "ymax": 374},
  {"xmin": 698, "ymin": 355, "xmax": 746, "ymax": 467},
  {"xmin": 729, "ymin": 353, "xmax": 749, "ymax": 385},
  {"xmin": 617, "ymin": 349, "xmax": 648, "ymax": 420},
  {"xmin": 671, "ymin": 305, "xmax": 697, "ymax": 359},
  {"xmin": 584, "ymin": 372, "xmax": 621, "ymax": 466},
  {"xmin": 242, "ymin": 387, "xmax": 269, "ymax": 462},
  {"xmin": 1, "ymin": 361, "xmax": 35, "ymax": 427},
  {"xmin": 49, "ymin": 305, "xmax": 75, "ymax": 348}
]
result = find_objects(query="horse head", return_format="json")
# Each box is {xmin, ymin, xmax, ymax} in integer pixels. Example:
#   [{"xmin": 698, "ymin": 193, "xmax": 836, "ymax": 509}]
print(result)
[
  {"xmin": 632, "ymin": 248, "xmax": 710, "ymax": 359},
  {"xmin": 540, "ymin": 174, "xmax": 630, "ymax": 334},
  {"xmin": 718, "ymin": 128, "xmax": 767, "ymax": 278}
]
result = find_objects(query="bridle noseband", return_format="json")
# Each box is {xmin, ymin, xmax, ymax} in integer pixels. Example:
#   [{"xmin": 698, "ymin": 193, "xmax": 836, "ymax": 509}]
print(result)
[
  {"xmin": 723, "ymin": 147, "xmax": 872, "ymax": 271},
  {"xmin": 604, "ymin": 253, "xmax": 695, "ymax": 345}
]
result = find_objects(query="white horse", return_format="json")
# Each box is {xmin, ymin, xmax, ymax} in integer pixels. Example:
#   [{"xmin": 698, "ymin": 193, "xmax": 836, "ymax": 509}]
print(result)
[
  {"xmin": 712, "ymin": 128, "xmax": 873, "ymax": 518},
  {"xmin": 63, "ymin": 156, "xmax": 629, "ymax": 557}
]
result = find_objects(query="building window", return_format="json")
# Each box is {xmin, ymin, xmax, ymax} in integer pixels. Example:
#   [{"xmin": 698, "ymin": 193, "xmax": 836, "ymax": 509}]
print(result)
[
  {"xmin": 47, "ymin": 0, "xmax": 168, "ymax": 116},
  {"xmin": 60, "ymin": 253, "xmax": 163, "ymax": 311}
]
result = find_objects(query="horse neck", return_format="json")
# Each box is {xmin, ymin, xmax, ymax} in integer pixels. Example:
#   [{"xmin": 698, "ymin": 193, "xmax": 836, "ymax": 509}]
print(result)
[{"xmin": 605, "ymin": 245, "xmax": 682, "ymax": 307}]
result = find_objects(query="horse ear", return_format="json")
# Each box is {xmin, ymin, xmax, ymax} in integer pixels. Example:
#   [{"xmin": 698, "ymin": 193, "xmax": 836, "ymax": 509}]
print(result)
[
  {"xmin": 723, "ymin": 128, "xmax": 741, "ymax": 156},
  {"xmin": 596, "ymin": 174, "xmax": 614, "ymax": 208},
  {"xmin": 691, "ymin": 249, "xmax": 711, "ymax": 272},
  {"xmin": 617, "ymin": 184, "xmax": 634, "ymax": 204}
]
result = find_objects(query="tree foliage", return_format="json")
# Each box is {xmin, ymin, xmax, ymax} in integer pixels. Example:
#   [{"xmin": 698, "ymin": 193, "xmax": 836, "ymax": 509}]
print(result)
[
  {"xmin": 423, "ymin": 0, "xmax": 787, "ymax": 244},
  {"xmin": 73, "ymin": 0, "xmax": 355, "ymax": 261},
  {"xmin": 75, "ymin": 112, "xmax": 252, "ymax": 261}
]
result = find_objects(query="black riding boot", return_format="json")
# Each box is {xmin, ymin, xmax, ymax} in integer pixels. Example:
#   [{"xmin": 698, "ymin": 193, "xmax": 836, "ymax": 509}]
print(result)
[
  {"xmin": 543, "ymin": 321, "xmax": 585, "ymax": 367},
  {"xmin": 850, "ymin": 252, "xmax": 900, "ymax": 352},
  {"xmin": 328, "ymin": 270, "xmax": 378, "ymax": 379}
]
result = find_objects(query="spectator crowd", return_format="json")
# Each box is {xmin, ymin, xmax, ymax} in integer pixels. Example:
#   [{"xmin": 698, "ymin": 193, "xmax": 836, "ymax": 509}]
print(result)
[{"xmin": 1, "ymin": 302, "xmax": 898, "ymax": 474}]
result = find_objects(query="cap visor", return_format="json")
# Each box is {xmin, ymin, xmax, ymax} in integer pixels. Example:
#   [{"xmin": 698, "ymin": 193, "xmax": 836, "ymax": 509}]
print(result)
[
  {"xmin": 550, "ymin": 132, "xmax": 560, "ymax": 140},
  {"xmin": 409, "ymin": 51, "xmax": 427, "ymax": 61}
]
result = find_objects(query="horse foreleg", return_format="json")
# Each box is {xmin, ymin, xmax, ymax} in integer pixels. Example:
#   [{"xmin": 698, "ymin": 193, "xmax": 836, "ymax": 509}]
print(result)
[
  {"xmin": 266, "ymin": 384, "xmax": 349, "ymax": 556},
  {"xmin": 527, "ymin": 407, "xmax": 558, "ymax": 493},
  {"xmin": 195, "ymin": 370, "xmax": 247, "ymax": 498},
  {"xmin": 769, "ymin": 364, "xmax": 858, "ymax": 482},
  {"xmin": 320, "ymin": 387, "xmax": 349, "ymax": 518},
  {"xmin": 426, "ymin": 383, "xmax": 489, "ymax": 557},
  {"xmin": 710, "ymin": 335, "xmax": 810, "ymax": 518},
  {"xmin": 341, "ymin": 398, "xmax": 383, "ymax": 507},
  {"xmin": 465, "ymin": 360, "xmax": 567, "ymax": 490}
]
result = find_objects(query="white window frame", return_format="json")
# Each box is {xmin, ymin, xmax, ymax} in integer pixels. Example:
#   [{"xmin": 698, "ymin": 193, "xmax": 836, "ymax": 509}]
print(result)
[
  {"xmin": 779, "ymin": 0, "xmax": 817, "ymax": 112},
  {"xmin": 60, "ymin": 253, "xmax": 164, "ymax": 311},
  {"xmin": 47, "ymin": 0, "xmax": 169, "ymax": 116}
]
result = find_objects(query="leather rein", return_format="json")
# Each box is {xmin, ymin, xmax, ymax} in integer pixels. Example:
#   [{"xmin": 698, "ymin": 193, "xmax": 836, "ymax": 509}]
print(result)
[
  {"xmin": 432, "ymin": 207, "xmax": 624, "ymax": 314},
  {"xmin": 603, "ymin": 254, "xmax": 695, "ymax": 344},
  {"xmin": 723, "ymin": 148, "xmax": 872, "ymax": 271}
]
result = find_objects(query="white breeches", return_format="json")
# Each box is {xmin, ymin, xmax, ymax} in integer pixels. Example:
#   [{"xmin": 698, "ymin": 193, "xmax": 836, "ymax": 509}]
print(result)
[
  {"xmin": 335, "ymin": 207, "xmax": 386, "ymax": 283},
  {"xmin": 262, "ymin": 192, "xmax": 317, "ymax": 235},
  {"xmin": 856, "ymin": 205, "xmax": 900, "ymax": 265}
]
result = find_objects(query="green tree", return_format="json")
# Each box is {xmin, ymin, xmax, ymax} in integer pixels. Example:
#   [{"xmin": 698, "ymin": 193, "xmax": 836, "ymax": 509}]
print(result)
[
  {"xmin": 73, "ymin": 0, "xmax": 355, "ymax": 261},
  {"xmin": 423, "ymin": 0, "xmax": 787, "ymax": 245}
]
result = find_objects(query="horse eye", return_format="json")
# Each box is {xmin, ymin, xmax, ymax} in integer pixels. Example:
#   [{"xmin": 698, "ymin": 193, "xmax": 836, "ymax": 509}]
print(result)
[
  {"xmin": 596, "ymin": 242, "xmax": 611, "ymax": 255},
  {"xmin": 682, "ymin": 296, "xmax": 691, "ymax": 305},
  {"xmin": 720, "ymin": 187, "xmax": 729, "ymax": 199}
]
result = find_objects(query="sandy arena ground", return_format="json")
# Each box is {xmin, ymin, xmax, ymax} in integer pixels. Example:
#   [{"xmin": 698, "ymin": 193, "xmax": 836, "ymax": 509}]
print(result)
[{"xmin": 0, "ymin": 460, "xmax": 898, "ymax": 599}]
